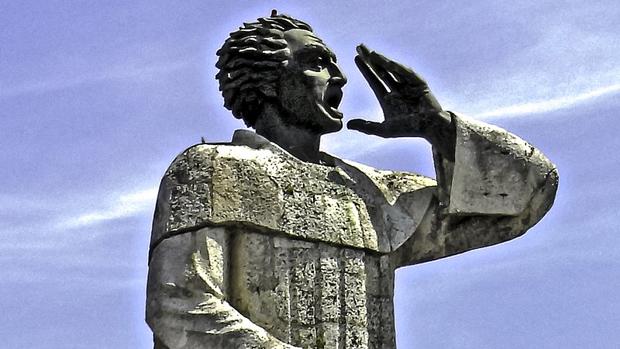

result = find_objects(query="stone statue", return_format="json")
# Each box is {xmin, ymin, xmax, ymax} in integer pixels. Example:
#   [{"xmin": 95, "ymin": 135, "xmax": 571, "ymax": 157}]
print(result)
[{"xmin": 146, "ymin": 12, "xmax": 558, "ymax": 349}]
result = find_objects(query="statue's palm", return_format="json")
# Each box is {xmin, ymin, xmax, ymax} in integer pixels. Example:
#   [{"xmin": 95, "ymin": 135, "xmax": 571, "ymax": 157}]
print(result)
[{"xmin": 347, "ymin": 44, "xmax": 448, "ymax": 140}]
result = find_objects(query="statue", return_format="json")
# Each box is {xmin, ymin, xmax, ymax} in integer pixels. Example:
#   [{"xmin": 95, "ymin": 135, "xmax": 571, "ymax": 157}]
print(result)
[{"xmin": 146, "ymin": 12, "xmax": 558, "ymax": 349}]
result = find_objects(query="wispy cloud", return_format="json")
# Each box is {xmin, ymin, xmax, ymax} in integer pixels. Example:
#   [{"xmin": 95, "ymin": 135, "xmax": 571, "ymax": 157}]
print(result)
[
  {"xmin": 57, "ymin": 186, "xmax": 158, "ymax": 229},
  {"xmin": 476, "ymin": 83, "xmax": 620, "ymax": 118},
  {"xmin": 0, "ymin": 60, "xmax": 190, "ymax": 100}
]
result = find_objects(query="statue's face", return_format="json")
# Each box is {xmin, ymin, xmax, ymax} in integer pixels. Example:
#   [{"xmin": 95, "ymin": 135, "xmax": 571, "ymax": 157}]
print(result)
[{"xmin": 278, "ymin": 29, "xmax": 347, "ymax": 134}]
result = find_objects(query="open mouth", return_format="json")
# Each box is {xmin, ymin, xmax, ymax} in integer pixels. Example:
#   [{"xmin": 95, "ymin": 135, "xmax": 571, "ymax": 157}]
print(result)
[{"xmin": 323, "ymin": 85, "xmax": 343, "ymax": 118}]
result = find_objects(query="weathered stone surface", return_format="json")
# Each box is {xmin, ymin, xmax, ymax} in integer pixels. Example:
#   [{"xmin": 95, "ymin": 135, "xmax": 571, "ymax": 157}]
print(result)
[
  {"xmin": 449, "ymin": 115, "xmax": 555, "ymax": 216},
  {"xmin": 148, "ymin": 226, "xmax": 398, "ymax": 348}
]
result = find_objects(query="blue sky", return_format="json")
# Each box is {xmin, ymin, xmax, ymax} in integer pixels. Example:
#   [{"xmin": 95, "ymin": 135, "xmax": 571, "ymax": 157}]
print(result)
[{"xmin": 1, "ymin": 1, "xmax": 619, "ymax": 348}]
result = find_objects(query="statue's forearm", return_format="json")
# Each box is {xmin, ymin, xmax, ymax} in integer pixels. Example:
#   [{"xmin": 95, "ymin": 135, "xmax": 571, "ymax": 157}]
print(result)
[
  {"xmin": 394, "ymin": 114, "xmax": 558, "ymax": 267},
  {"xmin": 441, "ymin": 166, "xmax": 558, "ymax": 258},
  {"xmin": 433, "ymin": 113, "xmax": 557, "ymax": 216},
  {"xmin": 424, "ymin": 110, "xmax": 456, "ymax": 162}
]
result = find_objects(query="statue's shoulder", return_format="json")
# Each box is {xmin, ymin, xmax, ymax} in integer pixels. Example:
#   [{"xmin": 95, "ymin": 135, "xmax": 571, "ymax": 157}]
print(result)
[
  {"xmin": 330, "ymin": 157, "xmax": 437, "ymax": 206},
  {"xmin": 164, "ymin": 129, "xmax": 288, "ymax": 177},
  {"xmin": 150, "ymin": 131, "xmax": 306, "ymax": 253},
  {"xmin": 165, "ymin": 142, "xmax": 230, "ymax": 179}
]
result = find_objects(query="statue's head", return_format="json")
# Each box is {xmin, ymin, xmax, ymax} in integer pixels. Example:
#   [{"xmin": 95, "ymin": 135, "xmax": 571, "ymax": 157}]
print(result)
[{"xmin": 216, "ymin": 13, "xmax": 347, "ymax": 135}]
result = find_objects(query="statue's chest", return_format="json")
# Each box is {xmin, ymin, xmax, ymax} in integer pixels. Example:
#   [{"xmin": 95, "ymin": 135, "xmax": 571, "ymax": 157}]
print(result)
[
  {"xmin": 160, "ymin": 144, "xmax": 435, "ymax": 254},
  {"xmin": 228, "ymin": 231, "xmax": 396, "ymax": 349},
  {"xmin": 209, "ymin": 150, "xmax": 390, "ymax": 252}
]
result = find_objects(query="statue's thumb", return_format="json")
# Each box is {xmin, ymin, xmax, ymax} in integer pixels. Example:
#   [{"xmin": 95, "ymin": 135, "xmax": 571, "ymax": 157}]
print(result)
[{"xmin": 347, "ymin": 119, "xmax": 386, "ymax": 136}]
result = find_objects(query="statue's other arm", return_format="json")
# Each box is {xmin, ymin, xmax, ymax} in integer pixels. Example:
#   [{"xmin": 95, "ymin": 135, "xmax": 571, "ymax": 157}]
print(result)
[{"xmin": 147, "ymin": 226, "xmax": 299, "ymax": 349}]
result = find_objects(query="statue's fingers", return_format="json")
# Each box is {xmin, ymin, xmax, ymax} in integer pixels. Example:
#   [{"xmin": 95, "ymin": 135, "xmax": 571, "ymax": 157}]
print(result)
[
  {"xmin": 367, "ymin": 50, "xmax": 397, "ymax": 68},
  {"xmin": 363, "ymin": 49, "xmax": 426, "ymax": 90},
  {"xmin": 346, "ymin": 119, "xmax": 388, "ymax": 137},
  {"xmin": 384, "ymin": 59, "xmax": 428, "ymax": 88},
  {"xmin": 360, "ymin": 56, "xmax": 400, "ymax": 91},
  {"xmin": 358, "ymin": 45, "xmax": 399, "ymax": 83},
  {"xmin": 356, "ymin": 44, "xmax": 400, "ymax": 88},
  {"xmin": 356, "ymin": 43, "xmax": 372, "ymax": 57},
  {"xmin": 354, "ymin": 55, "xmax": 388, "ymax": 100}
]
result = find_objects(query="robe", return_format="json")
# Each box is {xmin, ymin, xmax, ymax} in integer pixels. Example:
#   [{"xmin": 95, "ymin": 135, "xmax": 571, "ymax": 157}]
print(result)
[{"xmin": 146, "ymin": 114, "xmax": 558, "ymax": 348}]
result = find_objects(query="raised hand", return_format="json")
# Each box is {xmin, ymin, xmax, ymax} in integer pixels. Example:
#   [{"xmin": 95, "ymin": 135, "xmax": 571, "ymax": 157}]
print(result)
[{"xmin": 348, "ymin": 44, "xmax": 455, "ymax": 158}]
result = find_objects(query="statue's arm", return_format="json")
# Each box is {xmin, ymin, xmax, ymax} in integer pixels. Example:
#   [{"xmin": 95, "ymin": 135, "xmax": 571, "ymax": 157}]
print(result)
[
  {"xmin": 391, "ymin": 115, "xmax": 558, "ymax": 267},
  {"xmin": 147, "ymin": 226, "xmax": 299, "ymax": 349},
  {"xmin": 347, "ymin": 45, "xmax": 558, "ymax": 266}
]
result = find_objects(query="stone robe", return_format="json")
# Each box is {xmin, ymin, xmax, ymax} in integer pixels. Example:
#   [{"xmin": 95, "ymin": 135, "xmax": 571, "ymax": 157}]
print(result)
[{"xmin": 146, "ymin": 114, "xmax": 558, "ymax": 348}]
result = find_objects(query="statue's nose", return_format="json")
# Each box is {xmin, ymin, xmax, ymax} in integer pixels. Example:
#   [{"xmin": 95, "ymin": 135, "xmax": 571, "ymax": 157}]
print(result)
[{"xmin": 330, "ymin": 63, "xmax": 347, "ymax": 86}]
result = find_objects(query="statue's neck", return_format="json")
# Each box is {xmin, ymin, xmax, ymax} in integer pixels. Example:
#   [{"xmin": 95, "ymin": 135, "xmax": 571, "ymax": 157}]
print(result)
[{"xmin": 254, "ymin": 104, "xmax": 322, "ymax": 164}]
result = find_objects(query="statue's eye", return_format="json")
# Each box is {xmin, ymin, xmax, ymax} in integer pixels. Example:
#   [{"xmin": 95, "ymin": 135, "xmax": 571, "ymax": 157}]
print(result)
[
  {"xmin": 315, "ymin": 56, "xmax": 326, "ymax": 68},
  {"xmin": 306, "ymin": 56, "xmax": 326, "ymax": 71}
]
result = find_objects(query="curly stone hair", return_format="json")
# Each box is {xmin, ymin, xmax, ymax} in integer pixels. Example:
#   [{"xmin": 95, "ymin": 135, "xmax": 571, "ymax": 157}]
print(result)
[{"xmin": 215, "ymin": 13, "xmax": 313, "ymax": 127}]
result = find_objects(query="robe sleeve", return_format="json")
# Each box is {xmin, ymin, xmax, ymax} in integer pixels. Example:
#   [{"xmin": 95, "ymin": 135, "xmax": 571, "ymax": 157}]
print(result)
[{"xmin": 393, "ymin": 113, "xmax": 559, "ymax": 267}]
